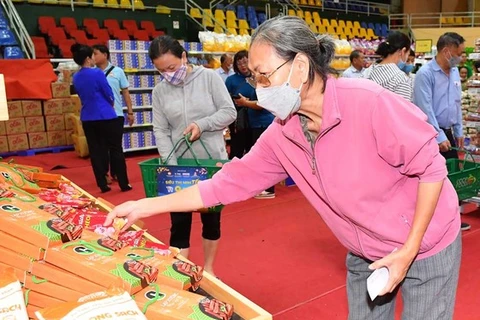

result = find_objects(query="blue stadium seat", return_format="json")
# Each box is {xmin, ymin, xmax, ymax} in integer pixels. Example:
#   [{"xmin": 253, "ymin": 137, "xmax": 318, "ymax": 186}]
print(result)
[
  {"xmin": 368, "ymin": 22, "xmax": 375, "ymax": 30},
  {"xmin": 237, "ymin": 5, "xmax": 246, "ymax": 20},
  {"xmin": 225, "ymin": 5, "xmax": 235, "ymax": 12},
  {"xmin": 250, "ymin": 19, "xmax": 258, "ymax": 29},
  {"xmin": 0, "ymin": 17, "xmax": 8, "ymax": 30},
  {"xmin": 381, "ymin": 23, "xmax": 388, "ymax": 35},
  {"xmin": 361, "ymin": 22, "xmax": 368, "ymax": 29},
  {"xmin": 257, "ymin": 13, "xmax": 266, "ymax": 24},
  {"xmin": 4, "ymin": 46, "xmax": 23, "ymax": 59},
  {"xmin": 215, "ymin": 4, "xmax": 224, "ymax": 10},
  {"xmin": 0, "ymin": 30, "xmax": 16, "ymax": 46}
]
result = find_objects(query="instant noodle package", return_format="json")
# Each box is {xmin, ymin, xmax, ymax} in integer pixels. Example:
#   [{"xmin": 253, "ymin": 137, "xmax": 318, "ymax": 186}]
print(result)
[{"xmin": 0, "ymin": 160, "xmax": 246, "ymax": 320}]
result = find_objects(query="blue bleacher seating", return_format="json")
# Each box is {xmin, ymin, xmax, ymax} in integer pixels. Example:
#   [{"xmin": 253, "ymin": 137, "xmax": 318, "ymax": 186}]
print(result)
[
  {"xmin": 368, "ymin": 22, "xmax": 375, "ymax": 30},
  {"xmin": 237, "ymin": 5, "xmax": 246, "ymax": 20},
  {"xmin": 215, "ymin": 4, "xmax": 224, "ymax": 10},
  {"xmin": 361, "ymin": 22, "xmax": 368, "ymax": 29},
  {"xmin": 225, "ymin": 5, "xmax": 236, "ymax": 12},
  {"xmin": 0, "ymin": 17, "xmax": 8, "ymax": 30},
  {"xmin": 258, "ymin": 13, "xmax": 266, "ymax": 25},
  {"xmin": 0, "ymin": 30, "xmax": 16, "ymax": 46},
  {"xmin": 4, "ymin": 46, "xmax": 23, "ymax": 59}
]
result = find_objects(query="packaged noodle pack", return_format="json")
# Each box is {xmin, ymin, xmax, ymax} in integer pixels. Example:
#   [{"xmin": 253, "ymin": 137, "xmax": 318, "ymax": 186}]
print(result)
[
  {"xmin": 35, "ymin": 288, "xmax": 147, "ymax": 320},
  {"xmin": 0, "ymin": 268, "xmax": 29, "ymax": 320}
]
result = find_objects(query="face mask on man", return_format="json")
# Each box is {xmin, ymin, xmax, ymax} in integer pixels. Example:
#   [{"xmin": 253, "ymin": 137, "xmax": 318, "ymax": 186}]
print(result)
[
  {"xmin": 446, "ymin": 50, "xmax": 462, "ymax": 68},
  {"xmin": 255, "ymin": 62, "xmax": 303, "ymax": 120},
  {"xmin": 160, "ymin": 64, "xmax": 187, "ymax": 86}
]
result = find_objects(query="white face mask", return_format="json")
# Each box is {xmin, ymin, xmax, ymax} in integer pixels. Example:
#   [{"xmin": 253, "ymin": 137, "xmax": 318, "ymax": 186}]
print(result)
[{"xmin": 255, "ymin": 63, "xmax": 303, "ymax": 120}]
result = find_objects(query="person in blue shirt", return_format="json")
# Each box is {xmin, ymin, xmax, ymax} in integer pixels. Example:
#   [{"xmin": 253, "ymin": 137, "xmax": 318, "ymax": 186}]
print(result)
[
  {"xmin": 93, "ymin": 44, "xmax": 134, "ymax": 183},
  {"xmin": 413, "ymin": 32, "xmax": 470, "ymax": 231},
  {"xmin": 71, "ymin": 44, "xmax": 132, "ymax": 193},
  {"xmin": 225, "ymin": 50, "xmax": 276, "ymax": 199}
]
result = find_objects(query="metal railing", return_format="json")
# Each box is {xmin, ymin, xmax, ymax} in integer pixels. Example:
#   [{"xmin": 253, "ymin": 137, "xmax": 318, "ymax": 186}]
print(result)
[
  {"xmin": 303, "ymin": 0, "xmax": 389, "ymax": 16},
  {"xmin": 185, "ymin": 0, "xmax": 228, "ymax": 33},
  {"xmin": 390, "ymin": 12, "xmax": 480, "ymax": 30},
  {"xmin": 1, "ymin": 0, "xmax": 35, "ymax": 59}
]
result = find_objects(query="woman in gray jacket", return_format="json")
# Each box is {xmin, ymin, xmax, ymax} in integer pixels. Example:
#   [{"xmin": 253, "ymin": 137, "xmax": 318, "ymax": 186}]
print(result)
[{"xmin": 150, "ymin": 36, "xmax": 236, "ymax": 277}]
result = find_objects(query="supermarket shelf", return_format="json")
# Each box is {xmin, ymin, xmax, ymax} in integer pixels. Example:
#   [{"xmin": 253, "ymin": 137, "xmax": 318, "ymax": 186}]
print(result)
[
  {"xmin": 111, "ymin": 49, "xmax": 148, "ymax": 53},
  {"xmin": 129, "ymin": 87, "xmax": 154, "ymax": 91},
  {"xmin": 124, "ymin": 146, "xmax": 157, "ymax": 152},
  {"xmin": 124, "ymin": 69, "xmax": 157, "ymax": 73},
  {"xmin": 110, "ymin": 50, "xmax": 229, "ymax": 55},
  {"xmin": 124, "ymin": 123, "xmax": 153, "ymax": 128},
  {"xmin": 123, "ymin": 106, "xmax": 153, "ymax": 110}
]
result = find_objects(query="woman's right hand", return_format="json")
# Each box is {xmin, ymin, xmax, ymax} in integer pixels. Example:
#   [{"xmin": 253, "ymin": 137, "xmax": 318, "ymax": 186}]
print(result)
[{"xmin": 104, "ymin": 200, "xmax": 147, "ymax": 231}]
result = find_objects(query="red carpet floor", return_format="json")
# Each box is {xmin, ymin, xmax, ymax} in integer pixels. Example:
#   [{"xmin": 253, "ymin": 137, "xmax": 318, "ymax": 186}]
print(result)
[{"xmin": 6, "ymin": 150, "xmax": 480, "ymax": 319}]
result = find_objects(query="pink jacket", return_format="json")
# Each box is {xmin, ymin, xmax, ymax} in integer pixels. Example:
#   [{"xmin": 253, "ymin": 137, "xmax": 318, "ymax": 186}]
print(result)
[{"xmin": 199, "ymin": 77, "xmax": 460, "ymax": 261}]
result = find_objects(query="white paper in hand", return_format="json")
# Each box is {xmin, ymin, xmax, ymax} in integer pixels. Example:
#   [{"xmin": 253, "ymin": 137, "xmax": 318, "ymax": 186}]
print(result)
[{"xmin": 367, "ymin": 267, "xmax": 389, "ymax": 301}]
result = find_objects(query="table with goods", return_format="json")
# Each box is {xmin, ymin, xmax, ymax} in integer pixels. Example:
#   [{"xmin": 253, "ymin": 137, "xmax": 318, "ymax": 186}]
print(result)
[{"xmin": 0, "ymin": 160, "xmax": 272, "ymax": 320}]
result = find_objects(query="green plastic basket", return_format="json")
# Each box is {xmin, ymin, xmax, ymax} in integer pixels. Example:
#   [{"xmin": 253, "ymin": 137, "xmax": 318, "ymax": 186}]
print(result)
[
  {"xmin": 446, "ymin": 149, "xmax": 480, "ymax": 201},
  {"xmin": 139, "ymin": 135, "xmax": 228, "ymax": 213}
]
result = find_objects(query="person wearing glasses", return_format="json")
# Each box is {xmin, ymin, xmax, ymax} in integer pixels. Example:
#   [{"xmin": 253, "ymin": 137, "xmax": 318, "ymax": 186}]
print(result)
[
  {"xmin": 106, "ymin": 17, "xmax": 461, "ymax": 319},
  {"xmin": 225, "ymin": 50, "xmax": 275, "ymax": 199},
  {"xmin": 148, "ymin": 35, "xmax": 236, "ymax": 277}
]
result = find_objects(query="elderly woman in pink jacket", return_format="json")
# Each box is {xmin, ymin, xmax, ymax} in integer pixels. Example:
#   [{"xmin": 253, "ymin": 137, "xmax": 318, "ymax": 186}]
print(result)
[{"xmin": 106, "ymin": 16, "xmax": 461, "ymax": 319}]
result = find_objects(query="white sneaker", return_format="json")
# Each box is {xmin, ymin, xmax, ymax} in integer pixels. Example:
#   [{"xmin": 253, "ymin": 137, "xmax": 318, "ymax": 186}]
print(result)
[{"xmin": 254, "ymin": 191, "xmax": 275, "ymax": 199}]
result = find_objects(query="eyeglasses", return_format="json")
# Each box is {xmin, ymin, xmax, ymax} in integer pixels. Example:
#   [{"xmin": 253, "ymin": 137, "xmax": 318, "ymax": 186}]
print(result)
[{"xmin": 246, "ymin": 60, "xmax": 291, "ymax": 88}]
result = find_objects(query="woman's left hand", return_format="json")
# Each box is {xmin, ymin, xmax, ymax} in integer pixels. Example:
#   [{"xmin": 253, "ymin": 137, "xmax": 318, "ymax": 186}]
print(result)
[
  {"xmin": 234, "ymin": 94, "xmax": 250, "ymax": 107},
  {"xmin": 184, "ymin": 123, "xmax": 201, "ymax": 141},
  {"xmin": 368, "ymin": 247, "xmax": 417, "ymax": 296}
]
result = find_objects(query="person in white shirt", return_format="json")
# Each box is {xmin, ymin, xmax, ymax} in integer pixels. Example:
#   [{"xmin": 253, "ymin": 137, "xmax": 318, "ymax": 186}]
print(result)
[
  {"xmin": 342, "ymin": 50, "xmax": 365, "ymax": 78},
  {"xmin": 215, "ymin": 54, "xmax": 234, "ymax": 82}
]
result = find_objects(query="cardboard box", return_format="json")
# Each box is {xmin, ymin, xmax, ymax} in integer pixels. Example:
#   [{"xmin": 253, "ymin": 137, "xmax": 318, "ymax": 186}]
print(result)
[
  {"xmin": 0, "ymin": 136, "xmax": 8, "ymax": 153},
  {"xmin": 43, "ymin": 99, "xmax": 64, "ymax": 115},
  {"xmin": 7, "ymin": 101, "xmax": 23, "ymax": 118},
  {"xmin": 65, "ymin": 130, "xmax": 74, "ymax": 145},
  {"xmin": 51, "ymin": 82, "xmax": 71, "ymax": 98},
  {"xmin": 30, "ymin": 261, "xmax": 104, "ymax": 295},
  {"xmin": 71, "ymin": 94, "xmax": 81, "ymax": 114},
  {"xmin": 0, "ymin": 246, "xmax": 33, "ymax": 272},
  {"xmin": 45, "ymin": 115, "xmax": 65, "ymax": 131},
  {"xmin": 64, "ymin": 113, "xmax": 74, "ymax": 130},
  {"xmin": 0, "ymin": 231, "xmax": 45, "ymax": 260},
  {"xmin": 26, "ymin": 304, "xmax": 41, "ymax": 319},
  {"xmin": 135, "ymin": 286, "xmax": 234, "ymax": 320},
  {"xmin": 22, "ymin": 100, "xmax": 42, "ymax": 117},
  {"xmin": 0, "ymin": 262, "xmax": 26, "ymax": 283},
  {"xmin": 0, "ymin": 122, "xmax": 6, "ymax": 136},
  {"xmin": 7, "ymin": 134, "xmax": 29, "ymax": 152},
  {"xmin": 25, "ymin": 116, "xmax": 45, "ymax": 133},
  {"xmin": 72, "ymin": 134, "xmax": 89, "ymax": 157},
  {"xmin": 6, "ymin": 117, "xmax": 26, "ymax": 135},
  {"xmin": 67, "ymin": 114, "xmax": 84, "ymax": 136},
  {"xmin": 22, "ymin": 290, "xmax": 65, "ymax": 308},
  {"xmin": 24, "ymin": 275, "xmax": 84, "ymax": 302},
  {"xmin": 61, "ymin": 98, "xmax": 74, "ymax": 113},
  {"xmin": 0, "ymin": 199, "xmax": 83, "ymax": 250},
  {"xmin": 45, "ymin": 233, "xmax": 203, "ymax": 294},
  {"xmin": 47, "ymin": 131, "xmax": 66, "ymax": 147},
  {"xmin": 28, "ymin": 132, "xmax": 48, "ymax": 149}
]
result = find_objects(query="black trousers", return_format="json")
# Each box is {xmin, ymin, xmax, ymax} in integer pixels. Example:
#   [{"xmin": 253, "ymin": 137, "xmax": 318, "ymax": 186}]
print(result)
[
  {"xmin": 228, "ymin": 125, "xmax": 252, "ymax": 160},
  {"xmin": 169, "ymin": 212, "xmax": 221, "ymax": 249},
  {"xmin": 108, "ymin": 116, "xmax": 125, "ymax": 178},
  {"xmin": 440, "ymin": 128, "xmax": 458, "ymax": 160},
  {"xmin": 251, "ymin": 127, "xmax": 274, "ymax": 193},
  {"xmin": 82, "ymin": 119, "xmax": 129, "ymax": 190}
]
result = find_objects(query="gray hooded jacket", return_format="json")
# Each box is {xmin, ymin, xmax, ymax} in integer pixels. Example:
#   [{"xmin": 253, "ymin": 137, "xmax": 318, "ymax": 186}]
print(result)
[{"xmin": 152, "ymin": 66, "xmax": 236, "ymax": 164}]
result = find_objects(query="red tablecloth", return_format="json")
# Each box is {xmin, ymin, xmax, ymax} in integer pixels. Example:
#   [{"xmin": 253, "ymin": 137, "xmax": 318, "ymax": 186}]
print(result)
[{"xmin": 0, "ymin": 59, "xmax": 57, "ymax": 100}]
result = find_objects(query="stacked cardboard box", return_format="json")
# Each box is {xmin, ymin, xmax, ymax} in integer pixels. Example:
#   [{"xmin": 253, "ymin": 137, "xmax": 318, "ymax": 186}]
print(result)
[
  {"xmin": 69, "ymin": 94, "xmax": 89, "ymax": 157},
  {"xmin": 0, "ymin": 84, "xmax": 80, "ymax": 154}
]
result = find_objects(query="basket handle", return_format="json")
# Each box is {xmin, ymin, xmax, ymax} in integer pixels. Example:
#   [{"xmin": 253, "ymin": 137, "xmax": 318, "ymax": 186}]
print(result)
[
  {"xmin": 162, "ymin": 133, "xmax": 213, "ymax": 165},
  {"xmin": 451, "ymin": 147, "xmax": 478, "ymax": 168}
]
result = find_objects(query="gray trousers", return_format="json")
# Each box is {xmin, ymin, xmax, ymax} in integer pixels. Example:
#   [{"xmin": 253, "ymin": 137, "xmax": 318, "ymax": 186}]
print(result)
[{"xmin": 347, "ymin": 232, "xmax": 461, "ymax": 320}]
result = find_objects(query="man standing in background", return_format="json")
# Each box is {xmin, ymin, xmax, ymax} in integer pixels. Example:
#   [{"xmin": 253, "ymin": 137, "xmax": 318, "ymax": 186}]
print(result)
[
  {"xmin": 93, "ymin": 44, "xmax": 134, "ymax": 184},
  {"xmin": 413, "ymin": 32, "xmax": 470, "ymax": 231},
  {"xmin": 459, "ymin": 51, "xmax": 473, "ymax": 78},
  {"xmin": 342, "ymin": 50, "xmax": 365, "ymax": 78},
  {"xmin": 216, "ymin": 54, "xmax": 234, "ymax": 82}
]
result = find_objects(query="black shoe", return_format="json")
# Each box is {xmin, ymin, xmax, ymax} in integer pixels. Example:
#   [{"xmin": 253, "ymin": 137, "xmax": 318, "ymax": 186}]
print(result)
[
  {"xmin": 120, "ymin": 184, "xmax": 132, "ymax": 192},
  {"xmin": 461, "ymin": 222, "xmax": 471, "ymax": 231},
  {"xmin": 100, "ymin": 186, "xmax": 111, "ymax": 193}
]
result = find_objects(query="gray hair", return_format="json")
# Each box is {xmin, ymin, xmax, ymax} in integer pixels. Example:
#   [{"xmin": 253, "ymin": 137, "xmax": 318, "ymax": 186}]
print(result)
[
  {"xmin": 251, "ymin": 16, "xmax": 336, "ymax": 90},
  {"xmin": 437, "ymin": 32, "xmax": 465, "ymax": 52}
]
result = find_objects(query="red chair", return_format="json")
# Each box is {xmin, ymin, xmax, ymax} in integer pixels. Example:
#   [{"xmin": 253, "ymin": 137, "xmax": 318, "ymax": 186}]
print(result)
[
  {"xmin": 88, "ymin": 39, "xmax": 106, "ymax": 47},
  {"xmin": 113, "ymin": 29, "xmax": 130, "ymax": 40},
  {"xmin": 122, "ymin": 20, "xmax": 138, "ymax": 36},
  {"xmin": 83, "ymin": 18, "xmax": 100, "ymax": 35},
  {"xmin": 31, "ymin": 36, "xmax": 50, "ymax": 58},
  {"xmin": 59, "ymin": 17, "xmax": 77, "ymax": 35},
  {"xmin": 92, "ymin": 29, "xmax": 110, "ymax": 42},
  {"xmin": 38, "ymin": 16, "xmax": 56, "ymax": 35},
  {"xmin": 140, "ymin": 20, "xmax": 155, "ymax": 36},
  {"xmin": 48, "ymin": 27, "xmax": 67, "ymax": 46},
  {"xmin": 70, "ymin": 30, "xmax": 89, "ymax": 45},
  {"xmin": 133, "ymin": 30, "xmax": 150, "ymax": 41},
  {"xmin": 59, "ymin": 39, "xmax": 75, "ymax": 58},
  {"xmin": 151, "ymin": 30, "xmax": 165, "ymax": 39},
  {"xmin": 104, "ymin": 19, "xmax": 121, "ymax": 36}
]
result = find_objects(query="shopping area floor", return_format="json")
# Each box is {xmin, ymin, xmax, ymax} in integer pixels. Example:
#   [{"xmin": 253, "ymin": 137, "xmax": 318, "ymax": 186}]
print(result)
[{"xmin": 8, "ymin": 151, "xmax": 480, "ymax": 319}]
